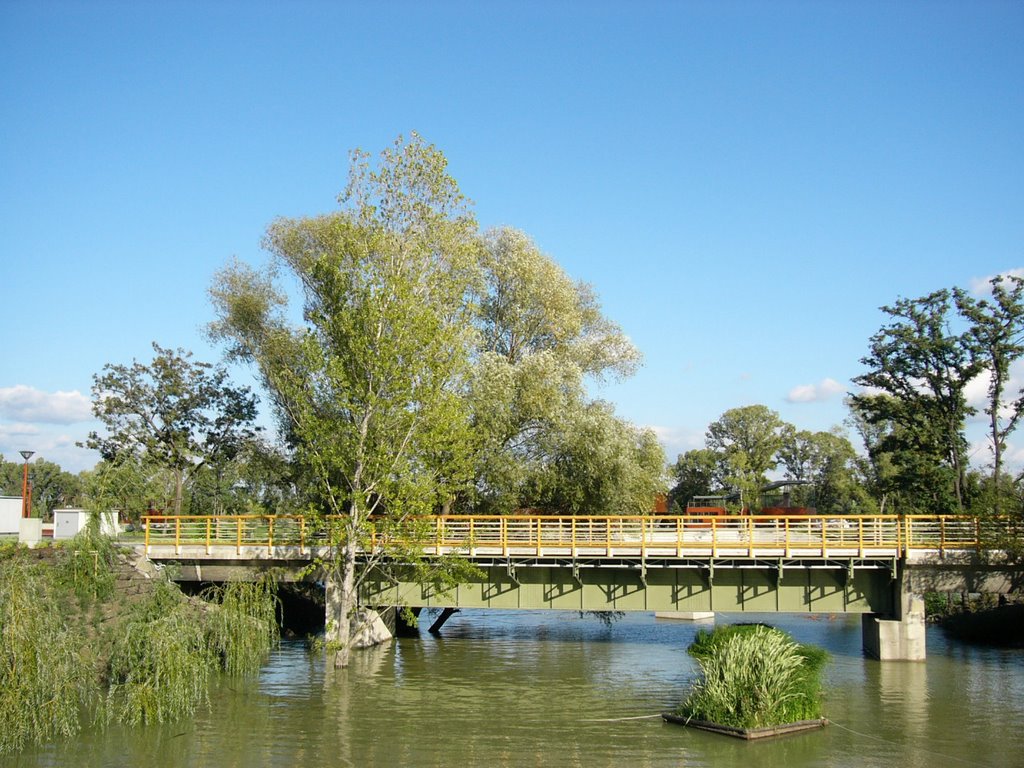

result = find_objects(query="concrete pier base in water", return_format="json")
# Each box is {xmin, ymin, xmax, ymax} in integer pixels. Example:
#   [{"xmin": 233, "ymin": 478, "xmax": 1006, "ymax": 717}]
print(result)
[
  {"xmin": 862, "ymin": 564, "xmax": 926, "ymax": 661},
  {"xmin": 325, "ymin": 572, "xmax": 394, "ymax": 651},
  {"xmin": 655, "ymin": 611, "xmax": 715, "ymax": 621},
  {"xmin": 350, "ymin": 609, "xmax": 394, "ymax": 649}
]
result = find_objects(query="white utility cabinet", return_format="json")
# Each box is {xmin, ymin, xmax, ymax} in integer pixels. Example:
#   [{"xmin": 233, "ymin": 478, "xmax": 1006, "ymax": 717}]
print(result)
[
  {"xmin": 53, "ymin": 508, "xmax": 119, "ymax": 539},
  {"xmin": 0, "ymin": 496, "xmax": 22, "ymax": 534}
]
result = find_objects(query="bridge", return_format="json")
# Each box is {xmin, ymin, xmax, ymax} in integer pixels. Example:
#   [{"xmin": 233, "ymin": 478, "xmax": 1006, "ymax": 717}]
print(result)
[{"xmin": 138, "ymin": 513, "xmax": 1022, "ymax": 660}]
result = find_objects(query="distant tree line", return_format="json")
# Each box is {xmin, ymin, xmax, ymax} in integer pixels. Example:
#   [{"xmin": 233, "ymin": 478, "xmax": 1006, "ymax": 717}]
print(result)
[
  {"xmin": 0, "ymin": 456, "xmax": 83, "ymax": 518},
  {"xmin": 669, "ymin": 276, "xmax": 1024, "ymax": 518}
]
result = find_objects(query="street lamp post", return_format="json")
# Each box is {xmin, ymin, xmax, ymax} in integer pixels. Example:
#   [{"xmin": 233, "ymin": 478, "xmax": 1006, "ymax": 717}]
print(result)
[{"xmin": 19, "ymin": 450, "xmax": 35, "ymax": 518}]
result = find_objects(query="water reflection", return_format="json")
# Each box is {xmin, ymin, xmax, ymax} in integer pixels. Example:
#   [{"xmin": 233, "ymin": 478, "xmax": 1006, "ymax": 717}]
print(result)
[{"xmin": 2, "ymin": 611, "xmax": 1023, "ymax": 768}]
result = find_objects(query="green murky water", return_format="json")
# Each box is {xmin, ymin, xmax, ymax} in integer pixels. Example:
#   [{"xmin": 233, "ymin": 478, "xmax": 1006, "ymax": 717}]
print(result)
[{"xmin": 5, "ymin": 611, "xmax": 1022, "ymax": 767}]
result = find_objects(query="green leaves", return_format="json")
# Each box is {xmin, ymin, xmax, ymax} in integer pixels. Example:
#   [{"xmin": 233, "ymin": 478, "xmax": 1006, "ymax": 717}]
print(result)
[
  {"xmin": 679, "ymin": 625, "xmax": 827, "ymax": 729},
  {"xmin": 0, "ymin": 559, "xmax": 94, "ymax": 754},
  {"xmin": 851, "ymin": 289, "xmax": 984, "ymax": 513},
  {"xmin": 84, "ymin": 343, "xmax": 261, "ymax": 514}
]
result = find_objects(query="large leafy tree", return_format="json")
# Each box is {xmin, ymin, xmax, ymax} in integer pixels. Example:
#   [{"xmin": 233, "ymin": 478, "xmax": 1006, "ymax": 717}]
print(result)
[
  {"xmin": 847, "ymin": 394, "xmax": 958, "ymax": 514},
  {"xmin": 524, "ymin": 401, "xmax": 665, "ymax": 515},
  {"xmin": 79, "ymin": 455, "xmax": 176, "ymax": 522},
  {"xmin": 705, "ymin": 405, "xmax": 786, "ymax": 508},
  {"xmin": 850, "ymin": 290, "xmax": 981, "ymax": 512},
  {"xmin": 84, "ymin": 343, "xmax": 261, "ymax": 515},
  {"xmin": 210, "ymin": 134, "xmax": 480, "ymax": 667},
  {"xmin": 778, "ymin": 428, "xmax": 874, "ymax": 515},
  {"xmin": 955, "ymin": 275, "xmax": 1024, "ymax": 514},
  {"xmin": 666, "ymin": 448, "xmax": 720, "ymax": 512},
  {"xmin": 467, "ymin": 226, "xmax": 657, "ymax": 513}
]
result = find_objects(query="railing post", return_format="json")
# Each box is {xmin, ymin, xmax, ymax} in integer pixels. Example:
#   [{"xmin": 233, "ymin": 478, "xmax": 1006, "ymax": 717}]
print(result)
[
  {"xmin": 144, "ymin": 517, "xmax": 150, "ymax": 554},
  {"xmin": 300, "ymin": 516, "xmax": 306, "ymax": 555},
  {"xmin": 784, "ymin": 517, "xmax": 791, "ymax": 558},
  {"xmin": 501, "ymin": 516, "xmax": 508, "ymax": 558},
  {"xmin": 711, "ymin": 517, "xmax": 718, "ymax": 559},
  {"xmin": 571, "ymin": 517, "xmax": 577, "ymax": 559},
  {"xmin": 206, "ymin": 517, "xmax": 211, "ymax": 555},
  {"xmin": 174, "ymin": 517, "xmax": 181, "ymax": 555},
  {"xmin": 236, "ymin": 517, "xmax": 242, "ymax": 555},
  {"xmin": 268, "ymin": 516, "xmax": 274, "ymax": 554},
  {"xmin": 747, "ymin": 515, "xmax": 754, "ymax": 558}
]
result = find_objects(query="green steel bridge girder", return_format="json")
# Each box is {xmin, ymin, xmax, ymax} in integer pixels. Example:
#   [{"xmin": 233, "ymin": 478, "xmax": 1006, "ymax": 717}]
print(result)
[{"xmin": 358, "ymin": 559, "xmax": 897, "ymax": 615}]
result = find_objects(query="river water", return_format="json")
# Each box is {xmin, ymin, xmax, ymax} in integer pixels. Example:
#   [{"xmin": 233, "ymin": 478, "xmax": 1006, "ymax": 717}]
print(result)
[{"xmin": 5, "ymin": 610, "xmax": 1023, "ymax": 768}]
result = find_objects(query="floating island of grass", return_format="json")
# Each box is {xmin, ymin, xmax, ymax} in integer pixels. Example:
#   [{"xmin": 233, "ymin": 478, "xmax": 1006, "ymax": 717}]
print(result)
[{"xmin": 664, "ymin": 623, "xmax": 829, "ymax": 740}]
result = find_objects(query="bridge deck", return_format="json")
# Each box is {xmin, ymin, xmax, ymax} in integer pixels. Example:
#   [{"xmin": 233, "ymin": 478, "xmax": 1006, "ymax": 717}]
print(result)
[{"xmin": 140, "ymin": 513, "xmax": 1008, "ymax": 561}]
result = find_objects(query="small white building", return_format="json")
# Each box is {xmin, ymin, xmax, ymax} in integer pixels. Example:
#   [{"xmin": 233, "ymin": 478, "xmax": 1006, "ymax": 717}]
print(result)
[
  {"xmin": 0, "ymin": 496, "xmax": 23, "ymax": 534},
  {"xmin": 53, "ymin": 508, "xmax": 120, "ymax": 539}
]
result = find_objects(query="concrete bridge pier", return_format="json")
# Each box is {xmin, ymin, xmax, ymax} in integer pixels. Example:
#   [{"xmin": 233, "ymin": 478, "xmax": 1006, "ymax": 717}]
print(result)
[{"xmin": 862, "ymin": 560, "xmax": 926, "ymax": 661}]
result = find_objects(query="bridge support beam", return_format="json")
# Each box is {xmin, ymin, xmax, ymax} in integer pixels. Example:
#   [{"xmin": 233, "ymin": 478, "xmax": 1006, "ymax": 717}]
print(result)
[{"xmin": 862, "ymin": 561, "xmax": 926, "ymax": 661}]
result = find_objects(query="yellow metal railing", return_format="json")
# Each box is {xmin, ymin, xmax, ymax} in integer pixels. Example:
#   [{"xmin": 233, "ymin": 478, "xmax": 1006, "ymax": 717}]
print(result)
[{"xmin": 141, "ymin": 514, "xmax": 1018, "ymax": 559}]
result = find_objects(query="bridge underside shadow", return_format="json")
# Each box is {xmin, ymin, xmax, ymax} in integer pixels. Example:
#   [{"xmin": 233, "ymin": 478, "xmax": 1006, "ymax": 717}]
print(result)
[{"xmin": 359, "ymin": 560, "xmax": 895, "ymax": 615}]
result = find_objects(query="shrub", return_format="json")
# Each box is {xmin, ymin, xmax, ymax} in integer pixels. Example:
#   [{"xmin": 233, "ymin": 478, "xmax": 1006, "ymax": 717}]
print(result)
[
  {"xmin": 677, "ymin": 624, "xmax": 827, "ymax": 729},
  {"xmin": 54, "ymin": 526, "xmax": 119, "ymax": 602},
  {"xmin": 0, "ymin": 559, "xmax": 95, "ymax": 754},
  {"xmin": 203, "ymin": 576, "xmax": 280, "ymax": 676},
  {"xmin": 103, "ymin": 581, "xmax": 214, "ymax": 727}
]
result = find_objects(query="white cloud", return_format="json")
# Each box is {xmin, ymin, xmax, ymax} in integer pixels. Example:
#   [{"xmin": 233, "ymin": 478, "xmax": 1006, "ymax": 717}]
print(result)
[
  {"xmin": 648, "ymin": 425, "xmax": 705, "ymax": 459},
  {"xmin": 0, "ymin": 423, "xmax": 99, "ymax": 473},
  {"xmin": 786, "ymin": 378, "xmax": 845, "ymax": 404},
  {"xmin": 969, "ymin": 268, "xmax": 1024, "ymax": 296},
  {"xmin": 0, "ymin": 385, "xmax": 92, "ymax": 425},
  {"xmin": 965, "ymin": 370, "xmax": 990, "ymax": 415},
  {"xmin": 964, "ymin": 360, "xmax": 1024, "ymax": 422},
  {"xmin": 0, "ymin": 422, "xmax": 41, "ymax": 441}
]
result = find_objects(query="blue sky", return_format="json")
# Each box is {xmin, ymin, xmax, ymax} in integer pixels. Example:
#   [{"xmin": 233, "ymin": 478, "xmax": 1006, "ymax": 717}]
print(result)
[{"xmin": 1, "ymin": 1, "xmax": 1021, "ymax": 474}]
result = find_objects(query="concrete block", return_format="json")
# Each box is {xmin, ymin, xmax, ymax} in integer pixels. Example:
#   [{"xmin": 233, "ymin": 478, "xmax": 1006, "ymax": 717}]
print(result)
[
  {"xmin": 18, "ymin": 518, "xmax": 42, "ymax": 548},
  {"xmin": 350, "ymin": 609, "xmax": 393, "ymax": 649},
  {"xmin": 655, "ymin": 611, "xmax": 715, "ymax": 621},
  {"xmin": 862, "ymin": 607, "xmax": 926, "ymax": 661}
]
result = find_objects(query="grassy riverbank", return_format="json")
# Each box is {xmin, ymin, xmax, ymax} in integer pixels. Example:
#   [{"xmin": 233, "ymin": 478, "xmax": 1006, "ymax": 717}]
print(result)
[
  {"xmin": 0, "ymin": 534, "xmax": 279, "ymax": 755},
  {"xmin": 675, "ymin": 624, "xmax": 828, "ymax": 730}
]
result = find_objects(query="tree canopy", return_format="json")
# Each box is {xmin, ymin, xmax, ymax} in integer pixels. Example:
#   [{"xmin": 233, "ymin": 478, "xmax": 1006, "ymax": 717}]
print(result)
[
  {"xmin": 208, "ymin": 135, "xmax": 665, "ymax": 663},
  {"xmin": 84, "ymin": 343, "xmax": 261, "ymax": 515},
  {"xmin": 467, "ymin": 226, "xmax": 659, "ymax": 514},
  {"xmin": 0, "ymin": 456, "xmax": 82, "ymax": 518}
]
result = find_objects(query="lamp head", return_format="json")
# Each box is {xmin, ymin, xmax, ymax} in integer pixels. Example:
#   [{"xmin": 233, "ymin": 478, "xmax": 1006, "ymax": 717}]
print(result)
[{"xmin": 19, "ymin": 450, "xmax": 34, "ymax": 462}]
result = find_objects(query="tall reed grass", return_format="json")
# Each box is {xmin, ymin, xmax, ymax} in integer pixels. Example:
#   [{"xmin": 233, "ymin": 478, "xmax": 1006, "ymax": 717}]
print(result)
[{"xmin": 677, "ymin": 624, "xmax": 827, "ymax": 729}]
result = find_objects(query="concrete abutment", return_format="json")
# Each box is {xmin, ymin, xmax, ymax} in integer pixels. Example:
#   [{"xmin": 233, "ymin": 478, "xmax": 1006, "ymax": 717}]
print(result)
[{"xmin": 861, "ymin": 561, "xmax": 926, "ymax": 661}]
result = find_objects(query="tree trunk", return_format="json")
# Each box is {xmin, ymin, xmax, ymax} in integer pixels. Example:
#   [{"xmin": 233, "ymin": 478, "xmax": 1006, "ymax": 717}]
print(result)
[
  {"xmin": 331, "ymin": 536, "xmax": 358, "ymax": 669},
  {"xmin": 992, "ymin": 406, "xmax": 1002, "ymax": 517},
  {"xmin": 173, "ymin": 469, "xmax": 184, "ymax": 515}
]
